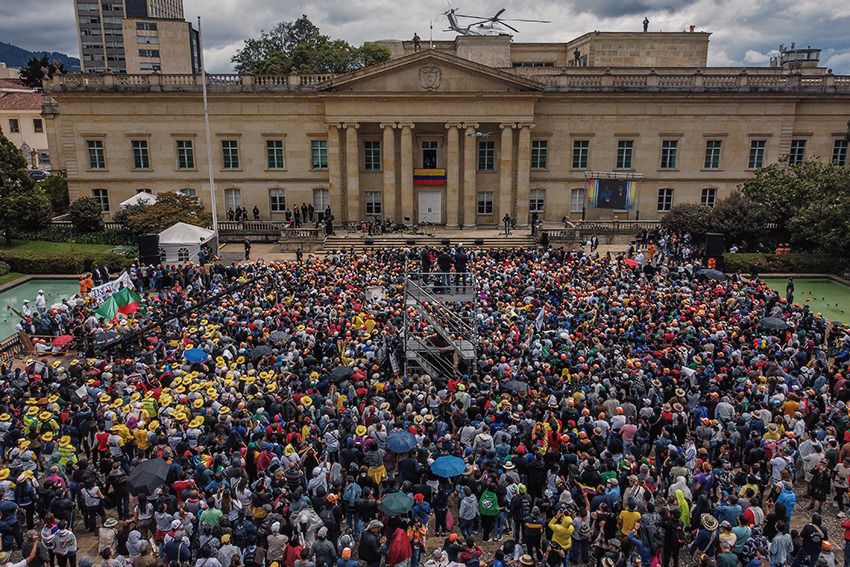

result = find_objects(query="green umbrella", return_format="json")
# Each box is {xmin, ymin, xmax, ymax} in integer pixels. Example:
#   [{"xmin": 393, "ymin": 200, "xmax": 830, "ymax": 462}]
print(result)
[{"xmin": 379, "ymin": 492, "xmax": 413, "ymax": 516}]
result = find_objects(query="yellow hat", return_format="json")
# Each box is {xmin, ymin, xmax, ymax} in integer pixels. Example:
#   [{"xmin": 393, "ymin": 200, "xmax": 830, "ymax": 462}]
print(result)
[
  {"xmin": 206, "ymin": 388, "xmax": 218, "ymax": 399},
  {"xmin": 236, "ymin": 356, "xmax": 245, "ymax": 365},
  {"xmin": 51, "ymin": 360, "xmax": 62, "ymax": 369},
  {"xmin": 41, "ymin": 432, "xmax": 54, "ymax": 442},
  {"xmin": 0, "ymin": 469, "xmax": 9, "ymax": 481},
  {"xmin": 174, "ymin": 386, "xmax": 186, "ymax": 394},
  {"xmin": 189, "ymin": 383, "xmax": 202, "ymax": 392},
  {"xmin": 189, "ymin": 416, "xmax": 204, "ymax": 428},
  {"xmin": 48, "ymin": 394, "xmax": 59, "ymax": 404},
  {"xmin": 58, "ymin": 435, "xmax": 71, "ymax": 447},
  {"xmin": 0, "ymin": 414, "xmax": 10, "ymax": 422},
  {"xmin": 111, "ymin": 399, "xmax": 123, "ymax": 409},
  {"xmin": 301, "ymin": 395, "xmax": 313, "ymax": 407},
  {"xmin": 70, "ymin": 359, "xmax": 79, "ymax": 366},
  {"xmin": 26, "ymin": 407, "xmax": 38, "ymax": 416},
  {"xmin": 18, "ymin": 439, "xmax": 31, "ymax": 450},
  {"xmin": 159, "ymin": 395, "xmax": 173, "ymax": 407},
  {"xmin": 148, "ymin": 420, "xmax": 160, "ymax": 431},
  {"xmin": 356, "ymin": 425, "xmax": 367, "ymax": 436},
  {"xmin": 98, "ymin": 393, "xmax": 111, "ymax": 403},
  {"xmin": 39, "ymin": 411, "xmax": 51, "ymax": 421},
  {"xmin": 130, "ymin": 392, "xmax": 141, "ymax": 402},
  {"xmin": 266, "ymin": 382, "xmax": 277, "ymax": 393},
  {"xmin": 193, "ymin": 398, "xmax": 204, "ymax": 409},
  {"xmin": 219, "ymin": 406, "xmax": 231, "ymax": 415}
]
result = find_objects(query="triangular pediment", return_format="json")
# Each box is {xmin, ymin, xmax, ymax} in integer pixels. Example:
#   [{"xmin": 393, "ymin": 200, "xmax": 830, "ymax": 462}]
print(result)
[{"xmin": 317, "ymin": 50, "xmax": 543, "ymax": 94}]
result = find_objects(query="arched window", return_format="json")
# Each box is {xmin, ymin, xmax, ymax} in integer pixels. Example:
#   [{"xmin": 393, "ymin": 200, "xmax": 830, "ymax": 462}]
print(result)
[
  {"xmin": 224, "ymin": 188, "xmax": 241, "ymax": 211},
  {"xmin": 177, "ymin": 248, "xmax": 190, "ymax": 262},
  {"xmin": 570, "ymin": 188, "xmax": 585, "ymax": 213}
]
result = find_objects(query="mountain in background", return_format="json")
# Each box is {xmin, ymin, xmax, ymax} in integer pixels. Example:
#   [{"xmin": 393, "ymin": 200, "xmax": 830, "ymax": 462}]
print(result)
[{"xmin": 0, "ymin": 41, "xmax": 80, "ymax": 72}]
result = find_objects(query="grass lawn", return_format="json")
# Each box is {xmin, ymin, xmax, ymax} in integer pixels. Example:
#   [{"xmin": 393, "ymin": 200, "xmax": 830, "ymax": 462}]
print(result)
[
  {"xmin": 8, "ymin": 240, "xmax": 114, "ymax": 255},
  {"xmin": 0, "ymin": 272, "xmax": 24, "ymax": 286}
]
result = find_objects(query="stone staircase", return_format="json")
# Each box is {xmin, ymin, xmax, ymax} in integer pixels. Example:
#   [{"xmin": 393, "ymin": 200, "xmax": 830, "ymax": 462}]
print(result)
[{"xmin": 322, "ymin": 232, "xmax": 536, "ymax": 251}]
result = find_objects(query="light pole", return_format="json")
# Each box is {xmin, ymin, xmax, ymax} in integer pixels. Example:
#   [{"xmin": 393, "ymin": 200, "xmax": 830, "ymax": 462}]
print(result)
[{"xmin": 197, "ymin": 16, "xmax": 219, "ymax": 241}]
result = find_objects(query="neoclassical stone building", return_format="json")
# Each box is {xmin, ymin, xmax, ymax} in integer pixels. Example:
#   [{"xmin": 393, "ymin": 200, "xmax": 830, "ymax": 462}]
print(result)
[{"xmin": 44, "ymin": 33, "xmax": 850, "ymax": 225}]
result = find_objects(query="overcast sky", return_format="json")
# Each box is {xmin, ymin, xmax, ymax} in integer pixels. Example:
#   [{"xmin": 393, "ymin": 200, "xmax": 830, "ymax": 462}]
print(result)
[{"xmin": 2, "ymin": 0, "xmax": 849, "ymax": 73}]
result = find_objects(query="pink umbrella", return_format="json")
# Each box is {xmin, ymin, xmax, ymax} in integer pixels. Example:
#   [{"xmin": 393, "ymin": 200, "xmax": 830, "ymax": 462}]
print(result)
[
  {"xmin": 623, "ymin": 258, "xmax": 639, "ymax": 269},
  {"xmin": 52, "ymin": 335, "xmax": 74, "ymax": 347}
]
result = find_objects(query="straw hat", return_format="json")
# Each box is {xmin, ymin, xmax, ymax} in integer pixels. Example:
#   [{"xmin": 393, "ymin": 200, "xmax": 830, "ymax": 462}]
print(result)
[
  {"xmin": 26, "ymin": 406, "xmax": 38, "ymax": 416},
  {"xmin": 41, "ymin": 432, "xmax": 54, "ymax": 443},
  {"xmin": 520, "ymin": 555, "xmax": 535, "ymax": 567},
  {"xmin": 193, "ymin": 398, "xmax": 204, "ymax": 409},
  {"xmin": 18, "ymin": 439, "xmax": 31, "ymax": 450},
  {"xmin": 58, "ymin": 435, "xmax": 72, "ymax": 448},
  {"xmin": 356, "ymin": 425, "xmax": 367, "ymax": 436},
  {"xmin": 39, "ymin": 411, "xmax": 52, "ymax": 421},
  {"xmin": 701, "ymin": 514, "xmax": 718, "ymax": 531},
  {"xmin": 0, "ymin": 469, "xmax": 10, "ymax": 481},
  {"xmin": 301, "ymin": 396, "xmax": 313, "ymax": 407},
  {"xmin": 0, "ymin": 414, "xmax": 9, "ymax": 422},
  {"xmin": 189, "ymin": 416, "xmax": 205, "ymax": 429},
  {"xmin": 103, "ymin": 518, "xmax": 118, "ymax": 528}
]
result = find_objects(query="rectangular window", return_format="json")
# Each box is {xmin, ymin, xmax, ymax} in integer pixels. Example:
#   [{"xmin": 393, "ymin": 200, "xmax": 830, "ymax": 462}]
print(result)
[
  {"xmin": 138, "ymin": 49, "xmax": 160, "ymax": 58},
  {"xmin": 136, "ymin": 21, "xmax": 158, "ymax": 31},
  {"xmin": 221, "ymin": 139, "xmax": 239, "ymax": 169},
  {"xmin": 704, "ymin": 140, "xmax": 722, "ymax": 169},
  {"xmin": 529, "ymin": 189, "xmax": 545, "ymax": 213},
  {"xmin": 311, "ymin": 139, "xmax": 328, "ymax": 169},
  {"xmin": 833, "ymin": 139, "xmax": 848, "ymax": 166},
  {"xmin": 176, "ymin": 140, "xmax": 194, "ymax": 169},
  {"xmin": 789, "ymin": 139, "xmax": 806, "ymax": 165},
  {"xmin": 8, "ymin": 119, "xmax": 19, "ymax": 133},
  {"xmin": 364, "ymin": 140, "xmax": 381, "ymax": 171},
  {"xmin": 365, "ymin": 192, "xmax": 382, "ymax": 215},
  {"xmin": 224, "ymin": 188, "xmax": 241, "ymax": 210},
  {"xmin": 748, "ymin": 140, "xmax": 766, "ymax": 169},
  {"xmin": 478, "ymin": 141, "xmax": 495, "ymax": 171},
  {"xmin": 657, "ymin": 188, "xmax": 673, "ymax": 212},
  {"xmin": 87, "ymin": 140, "xmax": 105, "ymax": 169},
  {"xmin": 616, "ymin": 140, "xmax": 633, "ymax": 169},
  {"xmin": 660, "ymin": 140, "xmax": 678, "ymax": 169},
  {"xmin": 701, "ymin": 188, "xmax": 717, "ymax": 207},
  {"xmin": 266, "ymin": 140, "xmax": 285, "ymax": 169},
  {"xmin": 33, "ymin": 119, "xmax": 43, "ymax": 133},
  {"xmin": 313, "ymin": 188, "xmax": 329, "ymax": 212},
  {"xmin": 531, "ymin": 140, "xmax": 548, "ymax": 169},
  {"xmin": 179, "ymin": 188, "xmax": 197, "ymax": 198},
  {"xmin": 570, "ymin": 188, "xmax": 585, "ymax": 213},
  {"xmin": 572, "ymin": 140, "xmax": 589, "ymax": 169},
  {"xmin": 92, "ymin": 188, "xmax": 109, "ymax": 211},
  {"xmin": 269, "ymin": 188, "xmax": 286, "ymax": 213},
  {"xmin": 477, "ymin": 192, "xmax": 494, "ymax": 215},
  {"xmin": 131, "ymin": 139, "xmax": 150, "ymax": 169}
]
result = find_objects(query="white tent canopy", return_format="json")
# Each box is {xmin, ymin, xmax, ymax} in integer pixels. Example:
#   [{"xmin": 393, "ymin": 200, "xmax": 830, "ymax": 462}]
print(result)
[
  {"xmin": 157, "ymin": 222, "xmax": 215, "ymax": 264},
  {"xmin": 119, "ymin": 192, "xmax": 157, "ymax": 208}
]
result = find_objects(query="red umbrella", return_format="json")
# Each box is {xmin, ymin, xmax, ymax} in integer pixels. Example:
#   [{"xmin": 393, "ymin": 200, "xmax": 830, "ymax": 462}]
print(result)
[
  {"xmin": 52, "ymin": 335, "xmax": 74, "ymax": 347},
  {"xmin": 623, "ymin": 258, "xmax": 639, "ymax": 268}
]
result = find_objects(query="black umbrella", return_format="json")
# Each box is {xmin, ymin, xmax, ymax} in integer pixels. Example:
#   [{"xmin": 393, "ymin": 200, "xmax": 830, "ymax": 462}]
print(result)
[
  {"xmin": 329, "ymin": 366, "xmax": 354, "ymax": 383},
  {"xmin": 128, "ymin": 458, "xmax": 169, "ymax": 495},
  {"xmin": 760, "ymin": 316, "xmax": 788, "ymax": 331},
  {"xmin": 702, "ymin": 269, "xmax": 728, "ymax": 282},
  {"xmin": 251, "ymin": 345, "xmax": 274, "ymax": 360},
  {"xmin": 93, "ymin": 331, "xmax": 120, "ymax": 347},
  {"xmin": 501, "ymin": 380, "xmax": 529, "ymax": 394}
]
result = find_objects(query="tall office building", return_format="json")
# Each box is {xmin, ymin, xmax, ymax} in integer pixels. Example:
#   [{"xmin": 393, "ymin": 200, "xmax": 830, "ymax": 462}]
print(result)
[{"xmin": 75, "ymin": 0, "xmax": 196, "ymax": 74}]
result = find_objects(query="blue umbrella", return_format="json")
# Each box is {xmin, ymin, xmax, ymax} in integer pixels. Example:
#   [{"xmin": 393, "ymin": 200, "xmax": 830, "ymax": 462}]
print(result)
[
  {"xmin": 183, "ymin": 348, "xmax": 208, "ymax": 364},
  {"xmin": 386, "ymin": 431, "xmax": 418, "ymax": 453},
  {"xmin": 431, "ymin": 455, "xmax": 466, "ymax": 478}
]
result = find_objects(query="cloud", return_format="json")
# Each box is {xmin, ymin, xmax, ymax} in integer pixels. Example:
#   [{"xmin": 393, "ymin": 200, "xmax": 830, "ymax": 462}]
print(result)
[{"xmin": 2, "ymin": 0, "xmax": 850, "ymax": 74}]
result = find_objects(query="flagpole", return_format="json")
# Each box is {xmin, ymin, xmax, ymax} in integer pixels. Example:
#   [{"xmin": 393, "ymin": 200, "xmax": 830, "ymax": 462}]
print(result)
[{"xmin": 197, "ymin": 16, "xmax": 219, "ymax": 242}]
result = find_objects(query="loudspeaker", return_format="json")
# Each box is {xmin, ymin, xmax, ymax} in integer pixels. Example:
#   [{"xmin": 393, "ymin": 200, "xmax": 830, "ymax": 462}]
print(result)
[
  {"xmin": 364, "ymin": 238, "xmax": 374, "ymax": 245},
  {"xmin": 406, "ymin": 238, "xmax": 416, "ymax": 245},
  {"xmin": 474, "ymin": 238, "xmax": 484, "ymax": 245},
  {"xmin": 705, "ymin": 232, "xmax": 725, "ymax": 258},
  {"xmin": 440, "ymin": 238, "xmax": 450, "ymax": 246},
  {"xmin": 138, "ymin": 233, "xmax": 160, "ymax": 265}
]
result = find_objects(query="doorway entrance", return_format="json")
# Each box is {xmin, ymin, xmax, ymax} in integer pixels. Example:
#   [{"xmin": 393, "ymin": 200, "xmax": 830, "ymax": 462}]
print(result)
[{"xmin": 418, "ymin": 191, "xmax": 442, "ymax": 223}]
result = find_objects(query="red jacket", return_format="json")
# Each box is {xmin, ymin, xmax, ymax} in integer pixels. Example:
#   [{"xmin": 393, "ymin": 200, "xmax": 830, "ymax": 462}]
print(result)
[{"xmin": 841, "ymin": 519, "xmax": 850, "ymax": 541}]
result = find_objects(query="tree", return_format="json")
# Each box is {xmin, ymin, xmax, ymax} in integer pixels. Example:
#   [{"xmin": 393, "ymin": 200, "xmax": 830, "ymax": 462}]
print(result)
[
  {"xmin": 38, "ymin": 172, "xmax": 70, "ymax": 215},
  {"xmin": 68, "ymin": 197, "xmax": 104, "ymax": 233},
  {"xmin": 232, "ymin": 15, "xmax": 390, "ymax": 75},
  {"xmin": 0, "ymin": 131, "xmax": 51, "ymax": 245},
  {"xmin": 19, "ymin": 55, "xmax": 65, "ymax": 89},
  {"xmin": 709, "ymin": 191, "xmax": 769, "ymax": 250},
  {"xmin": 741, "ymin": 159, "xmax": 850, "ymax": 254},
  {"xmin": 659, "ymin": 203, "xmax": 712, "ymax": 237},
  {"xmin": 114, "ymin": 191, "xmax": 211, "ymax": 234}
]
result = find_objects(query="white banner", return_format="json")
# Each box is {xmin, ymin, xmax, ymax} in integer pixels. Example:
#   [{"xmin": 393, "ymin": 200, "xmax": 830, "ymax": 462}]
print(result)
[{"xmin": 89, "ymin": 271, "xmax": 135, "ymax": 304}]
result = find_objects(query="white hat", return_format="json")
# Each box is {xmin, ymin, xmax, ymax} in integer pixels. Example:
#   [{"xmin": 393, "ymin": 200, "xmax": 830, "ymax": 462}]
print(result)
[
  {"xmin": 38, "ymin": 290, "xmax": 44, "ymax": 294},
  {"xmin": 170, "ymin": 519, "xmax": 181, "ymax": 530},
  {"xmin": 271, "ymin": 521, "xmax": 280, "ymax": 533}
]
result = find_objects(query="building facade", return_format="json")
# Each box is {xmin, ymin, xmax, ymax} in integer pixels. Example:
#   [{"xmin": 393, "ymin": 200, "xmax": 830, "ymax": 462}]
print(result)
[
  {"xmin": 74, "ymin": 0, "xmax": 192, "ymax": 73},
  {"xmin": 44, "ymin": 34, "xmax": 850, "ymax": 224},
  {"xmin": 1, "ymin": 80, "xmax": 49, "ymax": 169}
]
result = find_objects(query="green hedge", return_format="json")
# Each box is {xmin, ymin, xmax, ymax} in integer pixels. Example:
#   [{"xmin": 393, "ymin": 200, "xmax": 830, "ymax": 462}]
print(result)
[
  {"xmin": 0, "ymin": 250, "xmax": 134, "ymax": 275},
  {"xmin": 724, "ymin": 253, "xmax": 850, "ymax": 275},
  {"xmin": 16, "ymin": 227, "xmax": 134, "ymax": 245}
]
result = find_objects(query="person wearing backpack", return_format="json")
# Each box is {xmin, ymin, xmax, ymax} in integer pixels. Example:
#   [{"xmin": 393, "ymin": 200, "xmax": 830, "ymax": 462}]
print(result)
[
  {"xmin": 479, "ymin": 488, "xmax": 500, "ymax": 542},
  {"xmin": 571, "ymin": 507, "xmax": 592, "ymax": 566},
  {"xmin": 794, "ymin": 514, "xmax": 828, "ymax": 567},
  {"xmin": 342, "ymin": 479, "xmax": 361, "ymax": 536}
]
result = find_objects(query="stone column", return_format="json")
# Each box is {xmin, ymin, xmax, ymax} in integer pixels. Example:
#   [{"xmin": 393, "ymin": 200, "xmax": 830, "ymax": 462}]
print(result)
[
  {"xmin": 380, "ymin": 122, "xmax": 397, "ymax": 222},
  {"xmin": 445, "ymin": 122, "xmax": 462, "ymax": 228},
  {"xmin": 498, "ymin": 123, "xmax": 515, "ymax": 220},
  {"xmin": 344, "ymin": 123, "xmax": 360, "ymax": 222},
  {"xmin": 327, "ymin": 124, "xmax": 343, "ymax": 223},
  {"xmin": 462, "ymin": 123, "xmax": 479, "ymax": 228},
  {"xmin": 399, "ymin": 123, "xmax": 415, "ymax": 223},
  {"xmin": 515, "ymin": 122, "xmax": 534, "ymax": 227}
]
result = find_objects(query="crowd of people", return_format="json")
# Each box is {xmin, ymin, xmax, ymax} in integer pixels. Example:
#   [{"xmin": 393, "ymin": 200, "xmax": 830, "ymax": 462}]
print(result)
[{"xmin": 1, "ymin": 239, "xmax": 850, "ymax": 567}]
